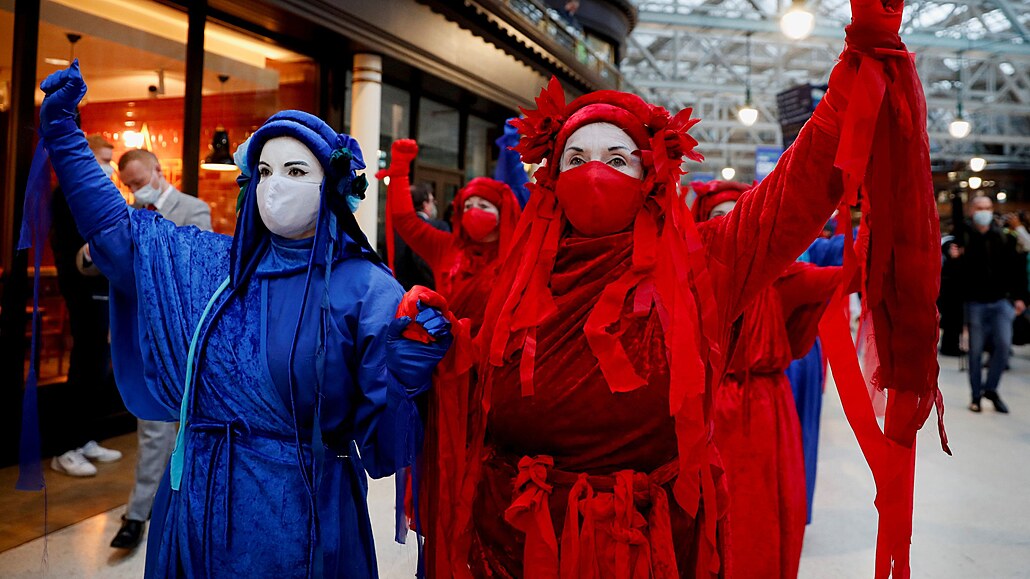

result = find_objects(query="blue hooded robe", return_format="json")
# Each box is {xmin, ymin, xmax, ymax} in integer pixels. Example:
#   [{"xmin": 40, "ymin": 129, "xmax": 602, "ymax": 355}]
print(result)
[{"xmin": 41, "ymin": 94, "xmax": 425, "ymax": 577}]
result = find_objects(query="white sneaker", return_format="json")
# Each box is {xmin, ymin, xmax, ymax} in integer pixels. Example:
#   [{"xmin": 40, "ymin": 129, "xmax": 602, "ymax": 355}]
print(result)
[
  {"xmin": 80, "ymin": 440, "xmax": 123, "ymax": 463},
  {"xmin": 51, "ymin": 450, "xmax": 98, "ymax": 477}
]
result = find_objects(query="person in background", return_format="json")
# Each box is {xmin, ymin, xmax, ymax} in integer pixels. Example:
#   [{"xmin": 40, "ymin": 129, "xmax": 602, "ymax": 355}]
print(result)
[
  {"xmin": 118, "ymin": 149, "xmax": 212, "ymax": 230},
  {"xmin": 380, "ymin": 139, "xmax": 521, "ymax": 333},
  {"xmin": 109, "ymin": 148, "xmax": 212, "ymax": 550},
  {"xmin": 49, "ymin": 134, "xmax": 123, "ymax": 477},
  {"xmin": 392, "ymin": 183, "xmax": 450, "ymax": 290},
  {"xmin": 950, "ymin": 195, "xmax": 1028, "ymax": 413},
  {"xmin": 694, "ymin": 180, "xmax": 843, "ymax": 578}
]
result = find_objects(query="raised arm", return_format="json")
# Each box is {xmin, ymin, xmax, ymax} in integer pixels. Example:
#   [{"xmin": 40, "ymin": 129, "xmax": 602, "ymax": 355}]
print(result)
[
  {"xmin": 775, "ymin": 262, "xmax": 844, "ymax": 359},
  {"xmin": 379, "ymin": 140, "xmax": 453, "ymax": 271},
  {"xmin": 39, "ymin": 61, "xmax": 135, "ymax": 290},
  {"xmin": 698, "ymin": 0, "xmax": 904, "ymax": 325}
]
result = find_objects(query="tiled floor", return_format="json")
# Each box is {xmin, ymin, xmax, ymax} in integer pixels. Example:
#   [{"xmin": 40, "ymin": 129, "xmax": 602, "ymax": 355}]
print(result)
[{"xmin": 2, "ymin": 349, "xmax": 1029, "ymax": 578}]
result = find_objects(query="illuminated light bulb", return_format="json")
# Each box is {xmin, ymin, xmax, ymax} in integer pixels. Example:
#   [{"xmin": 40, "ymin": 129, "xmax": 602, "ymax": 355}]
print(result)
[
  {"xmin": 968, "ymin": 176, "xmax": 982, "ymax": 189},
  {"xmin": 721, "ymin": 167, "xmax": 736, "ymax": 181},
  {"xmin": 781, "ymin": 2, "xmax": 815, "ymax": 40},
  {"xmin": 738, "ymin": 105, "xmax": 759, "ymax": 127},
  {"xmin": 969, "ymin": 157, "xmax": 986, "ymax": 172},
  {"xmin": 949, "ymin": 118, "xmax": 971, "ymax": 139},
  {"xmin": 997, "ymin": 191, "xmax": 1007, "ymax": 202},
  {"xmin": 123, "ymin": 130, "xmax": 144, "ymax": 148}
]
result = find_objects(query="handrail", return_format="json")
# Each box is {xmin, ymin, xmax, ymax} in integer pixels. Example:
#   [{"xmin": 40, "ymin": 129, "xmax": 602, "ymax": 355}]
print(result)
[{"xmin": 501, "ymin": 0, "xmax": 639, "ymax": 92}]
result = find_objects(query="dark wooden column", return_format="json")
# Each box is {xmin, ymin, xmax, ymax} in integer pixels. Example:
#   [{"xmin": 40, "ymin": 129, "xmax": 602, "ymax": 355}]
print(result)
[
  {"xmin": 181, "ymin": 0, "xmax": 207, "ymax": 196},
  {"xmin": 0, "ymin": 0, "xmax": 41, "ymax": 465}
]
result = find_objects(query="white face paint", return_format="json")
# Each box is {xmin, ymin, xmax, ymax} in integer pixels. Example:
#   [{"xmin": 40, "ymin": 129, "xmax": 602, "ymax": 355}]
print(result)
[
  {"xmin": 256, "ymin": 137, "xmax": 325, "ymax": 239},
  {"xmin": 559, "ymin": 122, "xmax": 643, "ymax": 179},
  {"xmin": 709, "ymin": 200, "xmax": 737, "ymax": 219},
  {"xmin": 462, "ymin": 195, "xmax": 499, "ymax": 217}
]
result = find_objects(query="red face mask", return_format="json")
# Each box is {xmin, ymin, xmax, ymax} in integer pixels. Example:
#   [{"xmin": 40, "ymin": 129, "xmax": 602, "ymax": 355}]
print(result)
[
  {"xmin": 554, "ymin": 161, "xmax": 646, "ymax": 237},
  {"xmin": 462, "ymin": 207, "xmax": 499, "ymax": 242}
]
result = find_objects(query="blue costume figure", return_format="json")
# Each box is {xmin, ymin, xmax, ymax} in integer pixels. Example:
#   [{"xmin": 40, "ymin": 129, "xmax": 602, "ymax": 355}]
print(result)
[
  {"xmin": 492, "ymin": 118, "xmax": 531, "ymax": 208},
  {"xmin": 785, "ymin": 230, "xmax": 845, "ymax": 523},
  {"xmin": 38, "ymin": 62, "xmax": 450, "ymax": 578}
]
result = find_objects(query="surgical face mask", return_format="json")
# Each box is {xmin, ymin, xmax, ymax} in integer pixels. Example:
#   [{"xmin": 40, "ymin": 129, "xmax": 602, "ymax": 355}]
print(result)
[
  {"xmin": 257, "ymin": 174, "xmax": 321, "ymax": 238},
  {"xmin": 100, "ymin": 163, "xmax": 114, "ymax": 178},
  {"xmin": 973, "ymin": 210, "xmax": 994, "ymax": 228},
  {"xmin": 133, "ymin": 180, "xmax": 163, "ymax": 206}
]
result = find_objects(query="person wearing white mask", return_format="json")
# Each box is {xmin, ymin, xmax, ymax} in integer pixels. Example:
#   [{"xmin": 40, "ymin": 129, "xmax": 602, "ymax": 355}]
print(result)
[
  {"xmin": 118, "ymin": 149, "xmax": 212, "ymax": 232},
  {"xmin": 949, "ymin": 195, "xmax": 1028, "ymax": 413},
  {"xmin": 36, "ymin": 61, "xmax": 452, "ymax": 577}
]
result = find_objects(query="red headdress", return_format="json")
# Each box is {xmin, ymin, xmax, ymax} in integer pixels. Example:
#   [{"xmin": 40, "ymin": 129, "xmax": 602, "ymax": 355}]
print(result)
[
  {"xmin": 690, "ymin": 180, "xmax": 752, "ymax": 222},
  {"xmin": 450, "ymin": 177, "xmax": 520, "ymax": 250},
  {"xmin": 473, "ymin": 77, "xmax": 728, "ymax": 575}
]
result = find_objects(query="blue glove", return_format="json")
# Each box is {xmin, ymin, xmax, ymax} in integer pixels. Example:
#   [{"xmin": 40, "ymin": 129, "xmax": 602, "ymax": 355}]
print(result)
[
  {"xmin": 40, "ymin": 59, "xmax": 87, "ymax": 139},
  {"xmin": 414, "ymin": 303, "xmax": 451, "ymax": 339},
  {"xmin": 386, "ymin": 305, "xmax": 453, "ymax": 397},
  {"xmin": 39, "ymin": 60, "xmax": 128, "ymax": 241}
]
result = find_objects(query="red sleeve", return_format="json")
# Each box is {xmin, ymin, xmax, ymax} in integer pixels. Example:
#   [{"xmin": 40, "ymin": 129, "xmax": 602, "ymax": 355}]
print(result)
[
  {"xmin": 698, "ymin": 102, "xmax": 845, "ymax": 328},
  {"xmin": 775, "ymin": 262, "xmax": 843, "ymax": 359},
  {"xmin": 386, "ymin": 169, "xmax": 454, "ymax": 272}
]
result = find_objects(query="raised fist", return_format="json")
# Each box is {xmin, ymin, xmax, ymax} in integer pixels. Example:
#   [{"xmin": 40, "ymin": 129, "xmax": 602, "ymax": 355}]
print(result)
[
  {"xmin": 39, "ymin": 59, "xmax": 87, "ymax": 136},
  {"xmin": 847, "ymin": 0, "xmax": 905, "ymax": 51}
]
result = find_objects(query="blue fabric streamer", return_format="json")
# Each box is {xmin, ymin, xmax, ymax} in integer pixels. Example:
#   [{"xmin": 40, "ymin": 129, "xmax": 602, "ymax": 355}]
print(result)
[
  {"xmin": 16, "ymin": 141, "xmax": 52, "ymax": 492},
  {"xmin": 493, "ymin": 118, "xmax": 531, "ymax": 208}
]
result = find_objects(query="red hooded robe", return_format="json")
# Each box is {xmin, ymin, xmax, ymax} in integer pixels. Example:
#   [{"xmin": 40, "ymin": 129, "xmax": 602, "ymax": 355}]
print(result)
[
  {"xmin": 381, "ymin": 144, "xmax": 520, "ymax": 334},
  {"xmin": 694, "ymin": 180, "xmax": 842, "ymax": 579}
]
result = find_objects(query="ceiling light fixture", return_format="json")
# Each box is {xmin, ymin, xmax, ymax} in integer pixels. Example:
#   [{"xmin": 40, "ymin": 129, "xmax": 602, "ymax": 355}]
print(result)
[{"xmin": 781, "ymin": 0, "xmax": 815, "ymax": 40}]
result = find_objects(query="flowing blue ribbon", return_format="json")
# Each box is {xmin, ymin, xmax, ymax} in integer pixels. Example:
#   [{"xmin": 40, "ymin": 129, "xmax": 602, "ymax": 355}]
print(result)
[{"xmin": 16, "ymin": 141, "xmax": 53, "ymax": 492}]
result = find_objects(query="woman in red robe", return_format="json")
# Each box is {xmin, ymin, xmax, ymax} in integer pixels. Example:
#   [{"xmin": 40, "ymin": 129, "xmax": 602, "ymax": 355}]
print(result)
[
  {"xmin": 379, "ymin": 139, "xmax": 520, "ymax": 332},
  {"xmin": 693, "ymin": 180, "xmax": 841, "ymax": 579},
  {"xmin": 419, "ymin": 2, "xmax": 948, "ymax": 577}
]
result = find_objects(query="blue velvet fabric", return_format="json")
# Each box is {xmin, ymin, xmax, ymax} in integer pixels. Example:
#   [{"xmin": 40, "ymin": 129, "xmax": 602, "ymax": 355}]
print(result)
[
  {"xmin": 493, "ymin": 118, "xmax": 531, "ymax": 208},
  {"xmin": 42, "ymin": 101, "xmax": 419, "ymax": 577},
  {"xmin": 785, "ymin": 234, "xmax": 845, "ymax": 522}
]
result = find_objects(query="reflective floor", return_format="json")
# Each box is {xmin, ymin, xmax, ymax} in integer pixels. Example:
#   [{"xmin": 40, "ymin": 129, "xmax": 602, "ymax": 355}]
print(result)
[{"xmin": 2, "ymin": 348, "xmax": 1029, "ymax": 578}]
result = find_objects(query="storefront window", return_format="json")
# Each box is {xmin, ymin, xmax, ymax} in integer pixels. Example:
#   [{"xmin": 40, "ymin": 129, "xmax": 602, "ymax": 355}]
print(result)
[
  {"xmin": 34, "ymin": 0, "xmax": 190, "ymax": 384},
  {"xmin": 465, "ymin": 115, "xmax": 497, "ymax": 181},
  {"xmin": 198, "ymin": 22, "xmax": 317, "ymax": 234},
  {"xmin": 417, "ymin": 97, "xmax": 460, "ymax": 170}
]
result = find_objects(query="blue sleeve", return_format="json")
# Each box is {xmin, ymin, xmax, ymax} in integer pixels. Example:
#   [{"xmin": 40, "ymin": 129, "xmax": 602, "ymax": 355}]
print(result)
[
  {"xmin": 351, "ymin": 272, "xmax": 415, "ymax": 479},
  {"xmin": 806, "ymin": 234, "xmax": 846, "ymax": 267},
  {"xmin": 91, "ymin": 212, "xmax": 231, "ymax": 421},
  {"xmin": 41, "ymin": 118, "xmax": 135, "ymax": 289}
]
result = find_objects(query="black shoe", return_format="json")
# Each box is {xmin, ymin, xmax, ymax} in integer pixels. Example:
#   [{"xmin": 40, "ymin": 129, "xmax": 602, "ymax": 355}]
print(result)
[
  {"xmin": 983, "ymin": 391, "xmax": 1010, "ymax": 414},
  {"xmin": 110, "ymin": 516, "xmax": 145, "ymax": 549},
  {"xmin": 969, "ymin": 400, "xmax": 982, "ymax": 413}
]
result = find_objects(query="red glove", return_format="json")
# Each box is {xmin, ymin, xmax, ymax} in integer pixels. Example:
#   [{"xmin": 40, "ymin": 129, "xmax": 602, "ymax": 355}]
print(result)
[
  {"xmin": 846, "ymin": 0, "xmax": 904, "ymax": 52},
  {"xmin": 396, "ymin": 285, "xmax": 450, "ymax": 343},
  {"xmin": 375, "ymin": 139, "xmax": 419, "ymax": 180}
]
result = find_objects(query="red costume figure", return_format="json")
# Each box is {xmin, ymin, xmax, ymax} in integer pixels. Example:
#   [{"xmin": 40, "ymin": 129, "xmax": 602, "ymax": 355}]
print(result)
[
  {"xmin": 379, "ymin": 140, "xmax": 521, "ymax": 333},
  {"xmin": 694, "ymin": 180, "xmax": 841, "ymax": 579},
  {"xmin": 418, "ymin": 2, "xmax": 949, "ymax": 578}
]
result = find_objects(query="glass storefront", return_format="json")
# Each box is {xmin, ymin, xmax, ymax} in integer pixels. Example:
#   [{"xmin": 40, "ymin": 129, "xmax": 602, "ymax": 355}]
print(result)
[
  {"xmin": 465, "ymin": 114, "xmax": 497, "ymax": 182},
  {"xmin": 197, "ymin": 22, "xmax": 316, "ymax": 234}
]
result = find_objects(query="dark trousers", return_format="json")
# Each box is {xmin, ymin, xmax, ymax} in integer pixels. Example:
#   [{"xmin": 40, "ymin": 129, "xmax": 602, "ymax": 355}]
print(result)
[{"xmin": 966, "ymin": 299, "xmax": 1015, "ymax": 400}]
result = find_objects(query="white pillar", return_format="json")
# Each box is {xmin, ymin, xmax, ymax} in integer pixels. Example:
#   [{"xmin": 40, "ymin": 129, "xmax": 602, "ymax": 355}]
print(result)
[{"xmin": 350, "ymin": 53, "xmax": 383, "ymax": 249}]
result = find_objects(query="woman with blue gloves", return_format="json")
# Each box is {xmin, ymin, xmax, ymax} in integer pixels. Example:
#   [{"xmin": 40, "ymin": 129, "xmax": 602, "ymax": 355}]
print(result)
[{"xmin": 37, "ymin": 61, "xmax": 451, "ymax": 578}]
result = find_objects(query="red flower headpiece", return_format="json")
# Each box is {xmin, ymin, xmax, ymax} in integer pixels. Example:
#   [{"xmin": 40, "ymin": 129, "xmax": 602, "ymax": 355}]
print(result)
[{"xmin": 510, "ymin": 76, "xmax": 704, "ymax": 191}]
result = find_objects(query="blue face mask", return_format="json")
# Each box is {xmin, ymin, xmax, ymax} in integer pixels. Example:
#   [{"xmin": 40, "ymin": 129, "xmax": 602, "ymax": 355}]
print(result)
[{"xmin": 346, "ymin": 194, "xmax": 361, "ymax": 213}]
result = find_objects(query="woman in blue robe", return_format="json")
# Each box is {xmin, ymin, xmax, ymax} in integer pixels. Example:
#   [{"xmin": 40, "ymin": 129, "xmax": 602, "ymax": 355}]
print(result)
[{"xmin": 38, "ymin": 62, "xmax": 449, "ymax": 578}]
